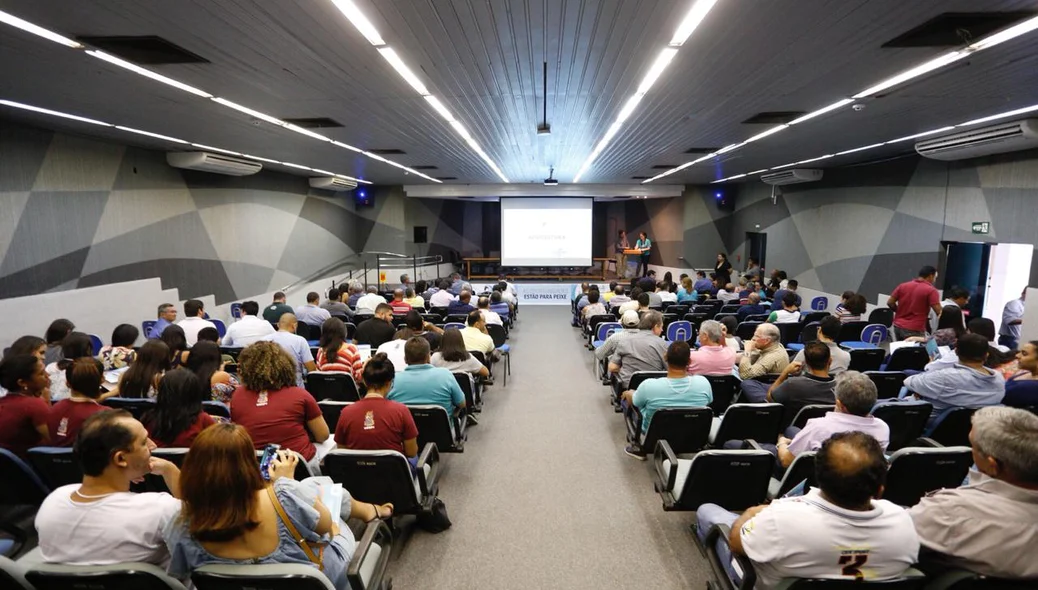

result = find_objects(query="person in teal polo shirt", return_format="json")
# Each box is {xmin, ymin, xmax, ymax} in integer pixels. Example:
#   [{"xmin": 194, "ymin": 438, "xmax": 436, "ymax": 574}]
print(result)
[{"xmin": 387, "ymin": 337, "xmax": 466, "ymax": 423}]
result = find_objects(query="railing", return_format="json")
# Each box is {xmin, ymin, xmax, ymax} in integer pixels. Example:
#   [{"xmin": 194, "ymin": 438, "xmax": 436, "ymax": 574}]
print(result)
[{"xmin": 279, "ymin": 251, "xmax": 446, "ymax": 294}]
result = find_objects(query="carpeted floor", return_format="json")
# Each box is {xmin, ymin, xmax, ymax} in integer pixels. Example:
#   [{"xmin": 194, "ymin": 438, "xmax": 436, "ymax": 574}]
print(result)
[{"xmin": 390, "ymin": 306, "xmax": 712, "ymax": 589}]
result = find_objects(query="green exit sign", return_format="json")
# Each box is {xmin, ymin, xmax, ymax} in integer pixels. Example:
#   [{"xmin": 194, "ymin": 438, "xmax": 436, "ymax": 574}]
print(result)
[{"xmin": 972, "ymin": 221, "xmax": 990, "ymax": 234}]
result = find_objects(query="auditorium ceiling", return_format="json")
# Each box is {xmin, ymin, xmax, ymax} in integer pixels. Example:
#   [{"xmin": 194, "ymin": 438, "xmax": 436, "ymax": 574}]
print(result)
[{"xmin": 1, "ymin": 0, "xmax": 1037, "ymax": 187}]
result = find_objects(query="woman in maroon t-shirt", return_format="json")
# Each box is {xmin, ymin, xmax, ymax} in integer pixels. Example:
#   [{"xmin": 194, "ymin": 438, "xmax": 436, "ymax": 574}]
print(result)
[
  {"xmin": 144, "ymin": 368, "xmax": 215, "ymax": 448},
  {"xmin": 230, "ymin": 342, "xmax": 329, "ymax": 462},
  {"xmin": 48, "ymin": 358, "xmax": 110, "ymax": 447},
  {"xmin": 0, "ymin": 354, "xmax": 51, "ymax": 456},
  {"xmin": 335, "ymin": 353, "xmax": 419, "ymax": 459}
]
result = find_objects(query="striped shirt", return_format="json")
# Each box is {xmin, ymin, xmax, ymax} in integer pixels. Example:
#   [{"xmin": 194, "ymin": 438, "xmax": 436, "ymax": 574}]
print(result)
[{"xmin": 315, "ymin": 344, "xmax": 364, "ymax": 382}]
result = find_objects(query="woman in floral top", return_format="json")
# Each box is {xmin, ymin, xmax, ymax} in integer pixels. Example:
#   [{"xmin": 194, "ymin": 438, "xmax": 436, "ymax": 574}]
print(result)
[
  {"xmin": 185, "ymin": 341, "xmax": 239, "ymax": 403},
  {"xmin": 98, "ymin": 324, "xmax": 139, "ymax": 371}
]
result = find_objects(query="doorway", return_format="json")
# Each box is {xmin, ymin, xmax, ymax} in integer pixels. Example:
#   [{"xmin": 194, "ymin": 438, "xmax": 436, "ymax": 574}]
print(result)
[{"xmin": 745, "ymin": 232, "xmax": 767, "ymax": 272}]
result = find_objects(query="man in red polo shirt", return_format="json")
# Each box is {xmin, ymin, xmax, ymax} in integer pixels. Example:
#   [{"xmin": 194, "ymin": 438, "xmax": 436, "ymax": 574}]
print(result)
[{"xmin": 887, "ymin": 265, "xmax": 942, "ymax": 341}]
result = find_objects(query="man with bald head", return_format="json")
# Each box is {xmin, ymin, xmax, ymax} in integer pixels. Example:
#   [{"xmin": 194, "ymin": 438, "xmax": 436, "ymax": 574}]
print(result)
[
  {"xmin": 697, "ymin": 431, "xmax": 919, "ymax": 588},
  {"xmin": 264, "ymin": 313, "xmax": 317, "ymax": 387},
  {"xmin": 738, "ymin": 322, "xmax": 790, "ymax": 402},
  {"xmin": 736, "ymin": 291, "xmax": 769, "ymax": 321},
  {"xmin": 389, "ymin": 288, "xmax": 412, "ymax": 315}
]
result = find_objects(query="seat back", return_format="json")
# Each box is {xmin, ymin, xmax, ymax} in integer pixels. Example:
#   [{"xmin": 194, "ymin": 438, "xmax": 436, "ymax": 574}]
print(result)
[
  {"xmin": 801, "ymin": 311, "xmax": 830, "ymax": 325},
  {"xmin": 836, "ymin": 320, "xmax": 869, "ymax": 343},
  {"xmin": 627, "ymin": 371, "xmax": 667, "ymax": 391},
  {"xmin": 776, "ymin": 322, "xmax": 803, "ymax": 346},
  {"xmin": 641, "ymin": 408, "xmax": 712, "ymax": 455},
  {"xmin": 88, "ymin": 334, "xmax": 103, "ymax": 356},
  {"xmin": 783, "ymin": 575, "xmax": 926, "ymax": 588},
  {"xmin": 429, "ymin": 306, "xmax": 449, "ymax": 319},
  {"xmin": 684, "ymin": 312, "xmax": 711, "ymax": 331},
  {"xmin": 791, "ymin": 404, "xmax": 835, "ymax": 429},
  {"xmin": 26, "ymin": 447, "xmax": 83, "ymax": 491},
  {"xmin": 304, "ymin": 372, "xmax": 360, "ymax": 402},
  {"xmin": 713, "ymin": 403, "xmax": 784, "ymax": 445},
  {"xmin": 872, "ymin": 401, "xmax": 933, "ymax": 452},
  {"xmin": 443, "ymin": 322, "xmax": 465, "ymax": 331},
  {"xmin": 867, "ymin": 307, "xmax": 894, "ymax": 327},
  {"xmin": 141, "ymin": 320, "xmax": 157, "ymax": 337},
  {"xmin": 595, "ymin": 321, "xmax": 622, "ymax": 342},
  {"xmin": 861, "ymin": 323, "xmax": 888, "ymax": 345},
  {"xmin": 705, "ymin": 375, "xmax": 740, "ymax": 415},
  {"xmin": 743, "ymin": 314, "xmax": 770, "ymax": 323},
  {"xmin": 211, "ymin": 319, "xmax": 227, "ymax": 338},
  {"xmin": 192, "ymin": 564, "xmax": 334, "ymax": 590},
  {"xmin": 735, "ymin": 321, "xmax": 760, "ymax": 340},
  {"xmin": 865, "ymin": 371, "xmax": 908, "ymax": 399},
  {"xmin": 848, "ymin": 348, "xmax": 886, "ymax": 372},
  {"xmin": 26, "ymin": 562, "xmax": 187, "ymax": 590},
  {"xmin": 676, "ymin": 450, "xmax": 773, "ymax": 510},
  {"xmin": 586, "ymin": 314, "xmax": 614, "ymax": 336},
  {"xmin": 926, "ymin": 407, "xmax": 976, "ymax": 447},
  {"xmin": 774, "ymin": 451, "xmax": 817, "ymax": 498},
  {"xmin": 409, "ymin": 405, "xmax": 462, "ymax": 452},
  {"xmin": 719, "ymin": 304, "xmax": 742, "ymax": 315},
  {"xmin": 668, "ymin": 305, "xmax": 690, "ymax": 317},
  {"xmin": 666, "ymin": 320, "xmax": 693, "ymax": 342},
  {"xmin": 884, "ymin": 445, "xmax": 973, "ymax": 507},
  {"xmin": 885, "ymin": 346, "xmax": 929, "ymax": 372},
  {"xmin": 809, "ymin": 296, "xmax": 828, "ymax": 311},
  {"xmin": 0, "ymin": 556, "xmax": 32, "ymax": 590},
  {"xmin": 713, "ymin": 312, "xmax": 738, "ymax": 324},
  {"xmin": 445, "ymin": 314, "xmax": 468, "ymax": 324},
  {"xmin": 102, "ymin": 397, "xmax": 155, "ymax": 420},
  {"xmin": 318, "ymin": 400, "xmax": 353, "ymax": 431},
  {"xmin": 323, "ymin": 450, "xmax": 420, "ymax": 513},
  {"xmin": 799, "ymin": 321, "xmax": 820, "ymax": 344},
  {"xmin": 453, "ymin": 372, "xmax": 480, "ymax": 410},
  {"xmin": 150, "ymin": 448, "xmax": 190, "ymax": 468},
  {"xmin": 202, "ymin": 401, "xmax": 230, "ymax": 419},
  {"xmin": 487, "ymin": 324, "xmax": 507, "ymax": 348},
  {"xmin": 0, "ymin": 449, "xmax": 50, "ymax": 506}
]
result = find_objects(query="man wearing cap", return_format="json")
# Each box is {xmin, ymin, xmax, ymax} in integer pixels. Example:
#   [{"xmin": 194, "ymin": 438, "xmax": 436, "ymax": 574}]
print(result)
[{"xmin": 594, "ymin": 310, "xmax": 643, "ymax": 365}]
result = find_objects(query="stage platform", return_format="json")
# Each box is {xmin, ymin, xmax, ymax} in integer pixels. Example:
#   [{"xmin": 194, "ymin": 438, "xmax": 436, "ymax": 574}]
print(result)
[
  {"xmin": 467, "ymin": 277, "xmax": 616, "ymax": 306},
  {"xmin": 463, "ymin": 257, "xmax": 631, "ymax": 282}
]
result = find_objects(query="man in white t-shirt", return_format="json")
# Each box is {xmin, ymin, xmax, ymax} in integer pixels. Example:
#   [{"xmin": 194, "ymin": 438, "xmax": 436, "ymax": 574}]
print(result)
[
  {"xmin": 221, "ymin": 300, "xmax": 276, "ymax": 347},
  {"xmin": 35, "ymin": 410, "xmax": 182, "ymax": 567},
  {"xmin": 176, "ymin": 299, "xmax": 217, "ymax": 346},
  {"xmin": 356, "ymin": 286, "xmax": 388, "ymax": 314},
  {"xmin": 696, "ymin": 431, "xmax": 918, "ymax": 589}
]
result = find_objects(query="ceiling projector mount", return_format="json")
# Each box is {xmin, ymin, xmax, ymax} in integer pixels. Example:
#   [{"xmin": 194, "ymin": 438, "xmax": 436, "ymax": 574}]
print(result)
[{"xmin": 544, "ymin": 166, "xmax": 558, "ymax": 186}]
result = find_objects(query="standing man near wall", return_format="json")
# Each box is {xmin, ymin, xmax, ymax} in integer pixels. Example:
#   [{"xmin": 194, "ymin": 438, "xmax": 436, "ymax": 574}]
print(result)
[
  {"xmin": 887, "ymin": 266, "xmax": 942, "ymax": 341},
  {"xmin": 999, "ymin": 288, "xmax": 1027, "ymax": 350},
  {"xmin": 614, "ymin": 230, "xmax": 630, "ymax": 279}
]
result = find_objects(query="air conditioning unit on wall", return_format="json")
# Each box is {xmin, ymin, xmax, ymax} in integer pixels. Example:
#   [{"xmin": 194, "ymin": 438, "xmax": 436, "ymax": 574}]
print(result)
[
  {"xmin": 915, "ymin": 119, "xmax": 1038, "ymax": 161},
  {"xmin": 760, "ymin": 168, "xmax": 823, "ymax": 186},
  {"xmin": 166, "ymin": 151, "xmax": 262, "ymax": 176},
  {"xmin": 309, "ymin": 176, "xmax": 357, "ymax": 191}
]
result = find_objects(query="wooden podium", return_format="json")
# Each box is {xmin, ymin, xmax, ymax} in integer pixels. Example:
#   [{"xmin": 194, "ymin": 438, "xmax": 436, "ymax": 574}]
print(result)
[{"xmin": 623, "ymin": 248, "xmax": 644, "ymax": 255}]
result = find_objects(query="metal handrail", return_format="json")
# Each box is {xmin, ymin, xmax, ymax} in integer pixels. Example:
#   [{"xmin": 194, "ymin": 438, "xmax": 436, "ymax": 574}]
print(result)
[
  {"xmin": 279, "ymin": 251, "xmax": 447, "ymax": 293},
  {"xmin": 279, "ymin": 254, "xmax": 363, "ymax": 293}
]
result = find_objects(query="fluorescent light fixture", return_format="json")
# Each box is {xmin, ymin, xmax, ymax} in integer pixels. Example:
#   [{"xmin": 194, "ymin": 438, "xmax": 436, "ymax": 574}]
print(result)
[
  {"xmin": 449, "ymin": 120, "xmax": 473, "ymax": 142},
  {"xmin": 835, "ymin": 142, "xmax": 885, "ymax": 156},
  {"xmin": 242, "ymin": 154, "xmax": 282, "ymax": 164},
  {"xmin": 190, "ymin": 143, "xmax": 242, "ymax": 156},
  {"xmin": 853, "ymin": 51, "xmax": 965, "ymax": 99},
  {"xmin": 886, "ymin": 126, "xmax": 955, "ymax": 144},
  {"xmin": 771, "ymin": 162, "xmax": 798, "ymax": 170},
  {"xmin": 715, "ymin": 142, "xmax": 745, "ymax": 155},
  {"xmin": 335, "ymin": 173, "xmax": 372, "ymax": 185},
  {"xmin": 87, "ymin": 50, "xmax": 213, "ymax": 98},
  {"xmin": 746, "ymin": 169, "xmax": 768, "ymax": 175},
  {"xmin": 311, "ymin": 168, "xmax": 336, "ymax": 175},
  {"xmin": 669, "ymin": 0, "xmax": 719, "ymax": 46},
  {"xmin": 615, "ymin": 94, "xmax": 644, "ymax": 124},
  {"xmin": 969, "ymin": 15, "xmax": 1038, "ymax": 50},
  {"xmin": 637, "ymin": 48, "xmax": 679, "ymax": 95},
  {"xmin": 0, "ymin": 99, "xmax": 111, "ymax": 126},
  {"xmin": 958, "ymin": 104, "xmax": 1038, "ymax": 127},
  {"xmin": 282, "ymin": 162, "xmax": 313, "ymax": 171},
  {"xmin": 362, "ymin": 151, "xmax": 389, "ymax": 163},
  {"xmin": 329, "ymin": 0, "xmax": 385, "ymax": 46},
  {"xmin": 283, "ymin": 123, "xmax": 331, "ymax": 142},
  {"xmin": 378, "ymin": 47, "xmax": 429, "ymax": 96},
  {"xmin": 710, "ymin": 178, "xmax": 726, "ymax": 184},
  {"xmin": 788, "ymin": 98, "xmax": 854, "ymax": 125},
  {"xmin": 331, "ymin": 140, "xmax": 363, "ymax": 153},
  {"xmin": 0, "ymin": 9, "xmax": 82, "ymax": 48},
  {"xmin": 211, "ymin": 97, "xmax": 286, "ymax": 126},
  {"xmin": 796, "ymin": 154, "xmax": 833, "ymax": 165},
  {"xmin": 727, "ymin": 173, "xmax": 747, "ymax": 180},
  {"xmin": 424, "ymin": 95, "xmax": 455, "ymax": 122},
  {"xmin": 745, "ymin": 124, "xmax": 788, "ymax": 143},
  {"xmin": 114, "ymin": 125, "xmax": 188, "ymax": 144}
]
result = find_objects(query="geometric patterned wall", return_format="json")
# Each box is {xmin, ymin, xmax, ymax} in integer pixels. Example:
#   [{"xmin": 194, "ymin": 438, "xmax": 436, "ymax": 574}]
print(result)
[
  {"xmin": 682, "ymin": 150, "xmax": 1038, "ymax": 301},
  {"xmin": 0, "ymin": 121, "xmax": 385, "ymax": 303}
]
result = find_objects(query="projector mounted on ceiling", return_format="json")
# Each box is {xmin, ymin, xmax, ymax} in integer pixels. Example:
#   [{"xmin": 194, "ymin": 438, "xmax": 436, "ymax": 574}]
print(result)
[
  {"xmin": 915, "ymin": 119, "xmax": 1038, "ymax": 161},
  {"xmin": 761, "ymin": 168, "xmax": 823, "ymax": 186},
  {"xmin": 167, "ymin": 151, "xmax": 262, "ymax": 176},
  {"xmin": 309, "ymin": 176, "xmax": 357, "ymax": 191},
  {"xmin": 543, "ymin": 166, "xmax": 558, "ymax": 186}
]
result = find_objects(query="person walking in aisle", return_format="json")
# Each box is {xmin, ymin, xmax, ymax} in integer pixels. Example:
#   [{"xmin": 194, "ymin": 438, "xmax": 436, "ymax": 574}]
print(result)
[{"xmin": 635, "ymin": 232, "xmax": 652, "ymax": 277}]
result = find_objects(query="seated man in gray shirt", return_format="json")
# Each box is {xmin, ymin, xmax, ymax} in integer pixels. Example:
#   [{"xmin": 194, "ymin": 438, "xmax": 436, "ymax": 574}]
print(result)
[
  {"xmin": 608, "ymin": 310, "xmax": 669, "ymax": 389},
  {"xmin": 320, "ymin": 287, "xmax": 354, "ymax": 319},
  {"xmin": 904, "ymin": 333, "xmax": 1005, "ymax": 427},
  {"xmin": 768, "ymin": 341, "xmax": 836, "ymax": 431},
  {"xmin": 792, "ymin": 316, "xmax": 850, "ymax": 374}
]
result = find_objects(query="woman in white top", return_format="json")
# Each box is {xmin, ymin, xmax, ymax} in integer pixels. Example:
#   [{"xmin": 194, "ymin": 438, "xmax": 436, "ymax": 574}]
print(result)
[
  {"xmin": 45, "ymin": 332, "xmax": 94, "ymax": 402},
  {"xmin": 431, "ymin": 329, "xmax": 490, "ymax": 378}
]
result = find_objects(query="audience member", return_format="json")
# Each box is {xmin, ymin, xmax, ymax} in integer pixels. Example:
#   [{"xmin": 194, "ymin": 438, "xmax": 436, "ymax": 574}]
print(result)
[
  {"xmin": 449, "ymin": 272, "xmax": 465, "ymax": 295},
  {"xmin": 1004, "ymin": 340, "xmax": 1038, "ymax": 407},
  {"xmin": 931, "ymin": 305, "xmax": 966, "ymax": 347},
  {"xmin": 6, "ymin": 335, "xmax": 46, "ymax": 361},
  {"xmin": 355, "ymin": 303, "xmax": 397, "ymax": 349},
  {"xmin": 315, "ymin": 317, "xmax": 364, "ymax": 382},
  {"xmin": 47, "ymin": 357, "xmax": 108, "ymax": 447},
  {"xmin": 0, "ymin": 354, "xmax": 50, "ymax": 456},
  {"xmin": 736, "ymin": 292, "xmax": 768, "ymax": 321},
  {"xmin": 346, "ymin": 282, "xmax": 365, "ymax": 308},
  {"xmin": 148, "ymin": 304, "xmax": 177, "ymax": 339},
  {"xmin": 45, "ymin": 332, "xmax": 93, "ymax": 402},
  {"xmin": 646, "ymin": 284, "xmax": 664, "ymax": 307},
  {"xmin": 432, "ymin": 329, "xmax": 490, "ymax": 378},
  {"xmin": 402, "ymin": 310, "xmax": 443, "ymax": 352},
  {"xmin": 832, "ymin": 291, "xmax": 867, "ymax": 323},
  {"xmin": 496, "ymin": 279, "xmax": 517, "ymax": 304},
  {"xmin": 320, "ymin": 287, "xmax": 354, "ymax": 319},
  {"xmin": 265, "ymin": 313, "xmax": 317, "ymax": 387},
  {"xmin": 448, "ymin": 290, "xmax": 476, "ymax": 315},
  {"xmin": 620, "ymin": 291, "xmax": 649, "ymax": 315},
  {"xmin": 262, "ymin": 291, "xmax": 295, "ymax": 324},
  {"xmin": 160, "ymin": 324, "xmax": 190, "ymax": 368},
  {"xmin": 608, "ymin": 310, "xmax": 669, "ymax": 389},
  {"xmin": 622, "ymin": 341, "xmax": 712, "ymax": 459},
  {"xmin": 430, "ymin": 280, "xmax": 457, "ymax": 307},
  {"xmin": 910, "ymin": 406, "xmax": 1038, "ymax": 579},
  {"xmin": 677, "ymin": 276, "xmax": 698, "ymax": 303},
  {"xmin": 144, "ymin": 368, "xmax": 215, "ymax": 447},
  {"xmin": 478, "ymin": 296, "xmax": 504, "ymax": 326},
  {"xmin": 593, "ymin": 310, "xmax": 642, "ymax": 363},
  {"xmin": 999, "ymin": 287, "xmax": 1026, "ymax": 350},
  {"xmin": 387, "ymin": 337, "xmax": 466, "ymax": 426},
  {"xmin": 99, "ymin": 324, "xmax": 139, "ymax": 370},
  {"xmin": 295, "ymin": 291, "xmax": 333, "ymax": 326},
  {"xmin": 767, "ymin": 290, "xmax": 801, "ymax": 323},
  {"xmin": 165, "ymin": 424, "xmax": 389, "ymax": 587},
  {"xmin": 687, "ymin": 320, "xmax": 736, "ymax": 375},
  {"xmin": 904, "ymin": 333, "xmax": 1005, "ymax": 425},
  {"xmin": 461, "ymin": 310, "xmax": 498, "ymax": 359},
  {"xmin": 230, "ymin": 341, "xmax": 330, "ymax": 465},
  {"xmin": 767, "ymin": 341, "xmax": 836, "ymax": 429},
  {"xmin": 738, "ymin": 323, "xmax": 790, "ymax": 402},
  {"xmin": 336, "ymin": 353, "xmax": 419, "ymax": 464},
  {"xmin": 43, "ymin": 318, "xmax": 75, "ymax": 365},
  {"xmin": 489, "ymin": 290, "xmax": 511, "ymax": 318},
  {"xmin": 719, "ymin": 316, "xmax": 741, "ymax": 352},
  {"xmin": 186, "ymin": 341, "xmax": 239, "ymax": 403},
  {"xmin": 716, "ymin": 283, "xmax": 739, "ymax": 303},
  {"xmin": 116, "ymin": 340, "xmax": 170, "ymax": 399},
  {"xmin": 769, "ymin": 279, "xmax": 802, "ymax": 311},
  {"xmin": 403, "ymin": 286, "xmax": 425, "ymax": 309},
  {"xmin": 375, "ymin": 328, "xmax": 411, "ymax": 372},
  {"xmin": 200, "ymin": 326, "xmax": 236, "ymax": 364},
  {"xmin": 693, "ymin": 271, "xmax": 713, "ymax": 294},
  {"xmin": 793, "ymin": 316, "xmax": 850, "ymax": 374},
  {"xmin": 888, "ymin": 266, "xmax": 941, "ymax": 341},
  {"xmin": 743, "ymin": 257, "xmax": 762, "ymax": 281},
  {"xmin": 389, "ymin": 288, "xmax": 412, "ymax": 315},
  {"xmin": 221, "ymin": 300, "xmax": 276, "ymax": 347},
  {"xmin": 177, "ymin": 299, "xmax": 217, "ymax": 347},
  {"xmin": 35, "ymin": 410, "xmax": 181, "ymax": 566},
  {"xmin": 696, "ymin": 432, "xmax": 918, "ymax": 589},
  {"xmin": 658, "ymin": 282, "xmax": 678, "ymax": 303},
  {"xmin": 608, "ymin": 284, "xmax": 631, "ymax": 309}
]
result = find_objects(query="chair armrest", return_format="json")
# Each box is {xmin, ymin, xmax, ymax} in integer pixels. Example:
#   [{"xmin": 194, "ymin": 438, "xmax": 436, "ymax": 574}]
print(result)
[
  {"xmin": 416, "ymin": 443, "xmax": 439, "ymax": 496},
  {"xmin": 704, "ymin": 524, "xmax": 756, "ymax": 590},
  {"xmin": 346, "ymin": 520, "xmax": 393, "ymax": 590},
  {"xmin": 653, "ymin": 439, "xmax": 678, "ymax": 491},
  {"xmin": 740, "ymin": 439, "xmax": 764, "ymax": 451},
  {"xmin": 624, "ymin": 404, "xmax": 642, "ymax": 447},
  {"xmin": 913, "ymin": 437, "xmax": 943, "ymax": 448}
]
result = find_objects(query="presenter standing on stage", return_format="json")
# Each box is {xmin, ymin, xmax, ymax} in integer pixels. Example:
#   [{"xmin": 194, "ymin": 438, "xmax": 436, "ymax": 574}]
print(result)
[
  {"xmin": 635, "ymin": 232, "xmax": 652, "ymax": 277},
  {"xmin": 615, "ymin": 230, "xmax": 630, "ymax": 279},
  {"xmin": 714, "ymin": 252, "xmax": 733, "ymax": 286}
]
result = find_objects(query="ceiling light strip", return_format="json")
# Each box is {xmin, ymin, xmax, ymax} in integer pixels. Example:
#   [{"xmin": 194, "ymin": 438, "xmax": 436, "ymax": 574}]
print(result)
[
  {"xmin": 87, "ymin": 50, "xmax": 213, "ymax": 98},
  {"xmin": 0, "ymin": 9, "xmax": 82, "ymax": 48},
  {"xmin": 0, "ymin": 98, "xmax": 371, "ymax": 184}
]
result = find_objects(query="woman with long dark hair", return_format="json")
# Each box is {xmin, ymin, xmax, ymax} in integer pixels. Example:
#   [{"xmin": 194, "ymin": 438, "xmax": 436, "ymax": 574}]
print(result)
[
  {"xmin": 0, "ymin": 354, "xmax": 51, "ymax": 456},
  {"xmin": 43, "ymin": 318, "xmax": 75, "ymax": 365},
  {"xmin": 714, "ymin": 252, "xmax": 733, "ymax": 286},
  {"xmin": 315, "ymin": 317, "xmax": 363, "ymax": 382},
  {"xmin": 45, "ymin": 332, "xmax": 93, "ymax": 402},
  {"xmin": 7, "ymin": 335, "xmax": 46, "ymax": 361},
  {"xmin": 431, "ymin": 329, "xmax": 489, "ymax": 377},
  {"xmin": 99, "ymin": 324, "xmax": 139, "ymax": 370},
  {"xmin": 144, "ymin": 368, "xmax": 215, "ymax": 448},
  {"xmin": 185, "ymin": 341, "xmax": 238, "ymax": 403},
  {"xmin": 160, "ymin": 325, "xmax": 190, "ymax": 368},
  {"xmin": 933, "ymin": 305, "xmax": 967, "ymax": 347},
  {"xmin": 116, "ymin": 340, "xmax": 171, "ymax": 399}
]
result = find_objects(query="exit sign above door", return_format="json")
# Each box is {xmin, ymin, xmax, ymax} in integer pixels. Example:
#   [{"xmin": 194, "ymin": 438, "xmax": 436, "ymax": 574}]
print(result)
[{"xmin": 972, "ymin": 221, "xmax": 990, "ymax": 234}]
